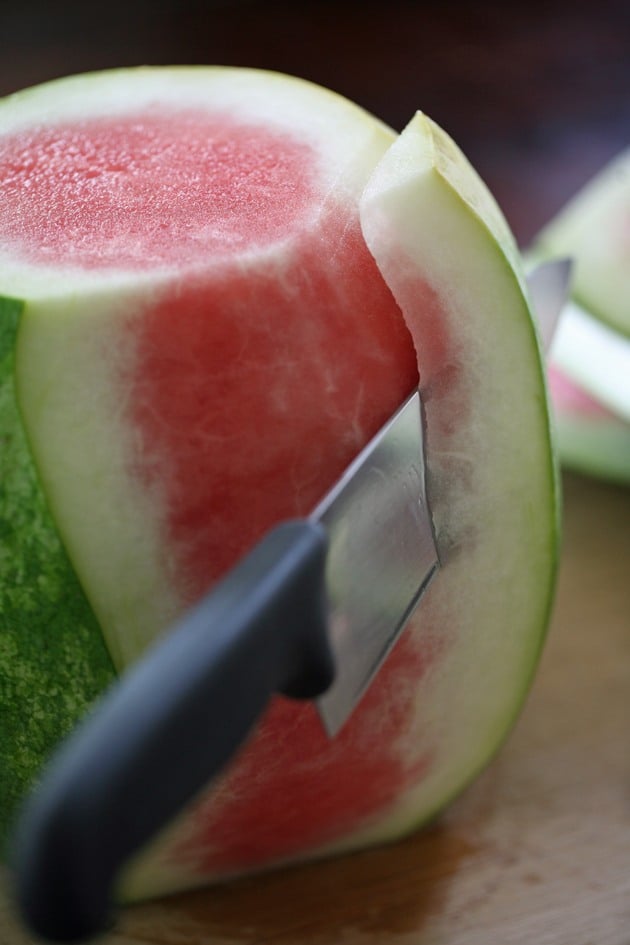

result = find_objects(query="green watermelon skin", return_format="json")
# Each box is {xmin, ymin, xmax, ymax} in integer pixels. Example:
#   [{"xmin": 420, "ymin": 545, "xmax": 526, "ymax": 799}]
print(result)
[{"xmin": 0, "ymin": 295, "xmax": 116, "ymax": 850}]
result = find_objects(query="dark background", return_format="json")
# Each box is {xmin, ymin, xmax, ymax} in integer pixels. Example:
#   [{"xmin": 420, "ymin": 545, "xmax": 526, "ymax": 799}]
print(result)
[{"xmin": 1, "ymin": 0, "xmax": 629, "ymax": 244}]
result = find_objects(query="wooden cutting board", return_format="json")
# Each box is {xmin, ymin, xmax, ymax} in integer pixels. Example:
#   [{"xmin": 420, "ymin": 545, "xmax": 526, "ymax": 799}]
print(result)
[{"xmin": 2, "ymin": 471, "xmax": 629, "ymax": 945}]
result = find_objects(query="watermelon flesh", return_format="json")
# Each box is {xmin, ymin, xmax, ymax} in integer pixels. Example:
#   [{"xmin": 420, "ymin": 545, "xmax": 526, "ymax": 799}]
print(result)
[{"xmin": 0, "ymin": 68, "xmax": 558, "ymax": 900}]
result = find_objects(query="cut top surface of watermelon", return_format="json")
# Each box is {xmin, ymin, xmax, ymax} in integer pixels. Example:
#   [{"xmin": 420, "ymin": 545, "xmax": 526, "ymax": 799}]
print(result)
[
  {"xmin": 0, "ymin": 67, "xmax": 393, "ymax": 295},
  {"xmin": 0, "ymin": 112, "xmax": 319, "ymax": 270}
]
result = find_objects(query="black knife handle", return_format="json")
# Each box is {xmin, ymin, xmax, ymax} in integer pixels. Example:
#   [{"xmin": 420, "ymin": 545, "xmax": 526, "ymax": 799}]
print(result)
[{"xmin": 12, "ymin": 519, "xmax": 333, "ymax": 944}]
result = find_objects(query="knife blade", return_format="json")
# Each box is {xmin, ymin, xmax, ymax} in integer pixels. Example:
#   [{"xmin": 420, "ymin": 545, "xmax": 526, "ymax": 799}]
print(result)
[
  {"xmin": 526, "ymin": 257, "xmax": 573, "ymax": 353},
  {"xmin": 314, "ymin": 390, "xmax": 438, "ymax": 735},
  {"xmin": 13, "ymin": 389, "xmax": 438, "ymax": 944}
]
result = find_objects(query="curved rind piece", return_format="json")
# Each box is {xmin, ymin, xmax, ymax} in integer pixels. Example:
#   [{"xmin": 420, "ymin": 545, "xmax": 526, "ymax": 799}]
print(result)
[{"xmin": 355, "ymin": 111, "xmax": 559, "ymax": 844}]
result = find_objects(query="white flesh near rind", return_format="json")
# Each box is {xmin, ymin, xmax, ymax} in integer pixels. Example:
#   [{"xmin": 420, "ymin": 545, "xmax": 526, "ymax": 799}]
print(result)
[
  {"xmin": 550, "ymin": 299, "xmax": 630, "ymax": 424},
  {"xmin": 533, "ymin": 148, "xmax": 630, "ymax": 338},
  {"xmin": 14, "ymin": 286, "xmax": 184, "ymax": 667},
  {"xmin": 115, "ymin": 112, "xmax": 559, "ymax": 899}
]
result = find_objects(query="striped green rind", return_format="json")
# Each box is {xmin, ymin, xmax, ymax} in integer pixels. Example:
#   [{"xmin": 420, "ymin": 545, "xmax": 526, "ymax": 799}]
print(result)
[{"xmin": 0, "ymin": 296, "xmax": 116, "ymax": 850}]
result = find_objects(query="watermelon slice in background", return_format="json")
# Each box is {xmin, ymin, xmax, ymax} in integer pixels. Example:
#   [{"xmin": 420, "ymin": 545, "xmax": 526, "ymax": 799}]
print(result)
[
  {"xmin": 548, "ymin": 365, "xmax": 630, "ymax": 485},
  {"xmin": 530, "ymin": 147, "xmax": 630, "ymax": 484},
  {"xmin": 533, "ymin": 147, "xmax": 630, "ymax": 340},
  {"xmin": 0, "ymin": 68, "xmax": 559, "ymax": 901}
]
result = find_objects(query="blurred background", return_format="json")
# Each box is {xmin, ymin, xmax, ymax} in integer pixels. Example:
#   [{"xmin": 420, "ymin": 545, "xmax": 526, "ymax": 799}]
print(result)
[{"xmin": 1, "ymin": 0, "xmax": 629, "ymax": 245}]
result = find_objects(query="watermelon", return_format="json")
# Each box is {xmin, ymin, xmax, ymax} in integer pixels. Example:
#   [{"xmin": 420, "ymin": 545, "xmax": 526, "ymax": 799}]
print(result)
[
  {"xmin": 531, "ymin": 148, "xmax": 630, "ymax": 481},
  {"xmin": 533, "ymin": 147, "xmax": 630, "ymax": 340},
  {"xmin": 0, "ymin": 67, "xmax": 558, "ymax": 901}
]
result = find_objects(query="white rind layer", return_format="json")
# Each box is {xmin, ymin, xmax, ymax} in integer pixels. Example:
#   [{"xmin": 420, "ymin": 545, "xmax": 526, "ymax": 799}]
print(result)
[
  {"xmin": 15, "ymin": 286, "xmax": 184, "ymax": 666},
  {"xmin": 353, "ymin": 112, "xmax": 557, "ymax": 848}
]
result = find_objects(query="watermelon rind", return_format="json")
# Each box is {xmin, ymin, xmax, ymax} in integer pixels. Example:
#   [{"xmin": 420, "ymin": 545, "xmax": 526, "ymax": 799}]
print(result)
[
  {"xmin": 0, "ymin": 296, "xmax": 116, "ymax": 851},
  {"xmin": 352, "ymin": 110, "xmax": 559, "ymax": 844}
]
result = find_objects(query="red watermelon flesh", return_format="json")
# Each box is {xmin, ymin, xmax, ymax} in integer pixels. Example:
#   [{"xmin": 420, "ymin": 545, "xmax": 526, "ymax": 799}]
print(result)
[
  {"xmin": 0, "ymin": 69, "xmax": 558, "ymax": 899},
  {"xmin": 1, "ymin": 113, "xmax": 318, "ymax": 270}
]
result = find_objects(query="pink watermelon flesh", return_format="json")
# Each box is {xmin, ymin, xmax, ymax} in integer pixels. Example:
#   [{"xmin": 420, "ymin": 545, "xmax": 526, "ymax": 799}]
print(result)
[
  {"xmin": 2, "ymin": 110, "xmax": 443, "ymax": 873},
  {"xmin": 0, "ymin": 113, "xmax": 318, "ymax": 268}
]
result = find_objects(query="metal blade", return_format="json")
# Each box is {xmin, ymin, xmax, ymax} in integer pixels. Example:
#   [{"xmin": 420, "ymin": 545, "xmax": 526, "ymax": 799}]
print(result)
[
  {"xmin": 311, "ymin": 391, "xmax": 438, "ymax": 736},
  {"xmin": 526, "ymin": 258, "xmax": 573, "ymax": 353}
]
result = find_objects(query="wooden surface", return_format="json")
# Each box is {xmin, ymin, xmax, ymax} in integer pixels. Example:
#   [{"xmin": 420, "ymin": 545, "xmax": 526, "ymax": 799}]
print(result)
[
  {"xmin": 1, "ymin": 472, "xmax": 629, "ymax": 944},
  {"xmin": 1, "ymin": 2, "xmax": 629, "ymax": 943}
]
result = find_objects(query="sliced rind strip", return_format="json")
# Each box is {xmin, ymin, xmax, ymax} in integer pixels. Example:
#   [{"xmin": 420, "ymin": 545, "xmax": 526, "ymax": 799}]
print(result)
[{"xmin": 355, "ymin": 111, "xmax": 558, "ymax": 841}]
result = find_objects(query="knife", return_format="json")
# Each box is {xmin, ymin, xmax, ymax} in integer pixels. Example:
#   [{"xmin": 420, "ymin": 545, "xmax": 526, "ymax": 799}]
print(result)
[
  {"xmin": 12, "ymin": 389, "xmax": 439, "ymax": 944},
  {"xmin": 525, "ymin": 256, "xmax": 573, "ymax": 353}
]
